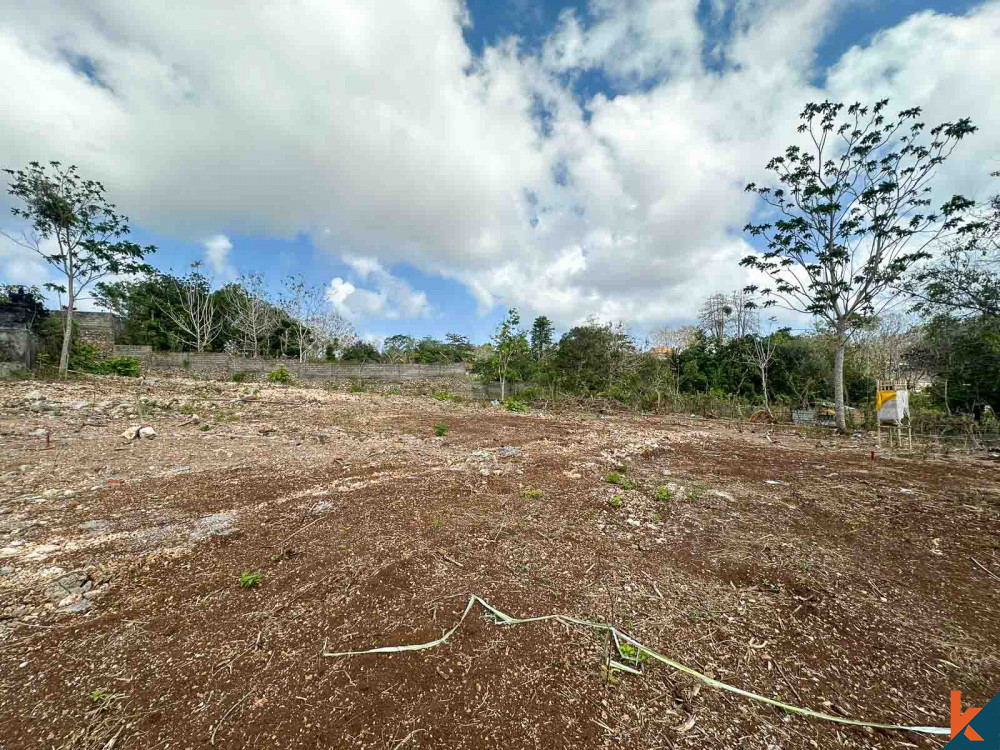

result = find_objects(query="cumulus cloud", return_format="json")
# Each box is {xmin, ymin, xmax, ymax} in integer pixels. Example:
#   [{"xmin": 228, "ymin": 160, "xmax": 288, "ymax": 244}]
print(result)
[
  {"xmin": 202, "ymin": 234, "xmax": 236, "ymax": 281},
  {"xmin": 326, "ymin": 256, "xmax": 431, "ymax": 321},
  {"xmin": 0, "ymin": 0, "xmax": 997, "ymax": 330}
]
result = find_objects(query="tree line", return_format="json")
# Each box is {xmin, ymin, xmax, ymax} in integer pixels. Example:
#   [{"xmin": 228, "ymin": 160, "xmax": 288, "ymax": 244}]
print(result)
[{"xmin": 3, "ymin": 99, "xmax": 998, "ymax": 430}]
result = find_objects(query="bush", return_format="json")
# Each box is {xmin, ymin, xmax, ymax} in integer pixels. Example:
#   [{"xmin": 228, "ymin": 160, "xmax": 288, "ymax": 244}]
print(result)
[
  {"xmin": 504, "ymin": 398, "xmax": 529, "ymax": 412},
  {"xmin": 94, "ymin": 357, "xmax": 141, "ymax": 377},
  {"xmin": 267, "ymin": 365, "xmax": 293, "ymax": 384},
  {"xmin": 433, "ymin": 422, "xmax": 450, "ymax": 436},
  {"xmin": 515, "ymin": 386, "xmax": 542, "ymax": 402},
  {"xmin": 231, "ymin": 370, "xmax": 256, "ymax": 383}
]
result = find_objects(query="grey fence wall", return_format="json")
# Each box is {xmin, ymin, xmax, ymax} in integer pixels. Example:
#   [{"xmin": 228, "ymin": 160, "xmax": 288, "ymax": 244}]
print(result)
[{"xmin": 113, "ymin": 346, "xmax": 467, "ymax": 382}]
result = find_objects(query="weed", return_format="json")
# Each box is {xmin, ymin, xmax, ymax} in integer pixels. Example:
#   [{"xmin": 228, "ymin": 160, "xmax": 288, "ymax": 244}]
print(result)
[
  {"xmin": 432, "ymin": 519, "xmax": 441, "ymax": 531},
  {"xmin": 179, "ymin": 403, "xmax": 196, "ymax": 415},
  {"xmin": 199, "ymin": 424, "xmax": 211, "ymax": 431},
  {"xmin": 433, "ymin": 390, "xmax": 455, "ymax": 402},
  {"xmin": 231, "ymin": 370, "xmax": 255, "ymax": 383},
  {"xmin": 798, "ymin": 559, "xmax": 814, "ymax": 572},
  {"xmin": 652, "ymin": 512, "xmax": 662, "ymax": 524},
  {"xmin": 89, "ymin": 688, "xmax": 111, "ymax": 704},
  {"xmin": 522, "ymin": 489, "xmax": 544, "ymax": 499},
  {"xmin": 688, "ymin": 608, "xmax": 706, "ymax": 623},
  {"xmin": 618, "ymin": 642, "xmax": 650, "ymax": 664},
  {"xmin": 267, "ymin": 365, "xmax": 293, "ymax": 385},
  {"xmin": 604, "ymin": 471, "xmax": 623, "ymax": 485},
  {"xmin": 503, "ymin": 398, "xmax": 529, "ymax": 412},
  {"xmin": 238, "ymin": 571, "xmax": 263, "ymax": 589},
  {"xmin": 599, "ymin": 664, "xmax": 622, "ymax": 685},
  {"xmin": 759, "ymin": 578, "xmax": 782, "ymax": 593},
  {"xmin": 655, "ymin": 486, "xmax": 672, "ymax": 502},
  {"xmin": 583, "ymin": 509, "xmax": 596, "ymax": 521},
  {"xmin": 621, "ymin": 477, "xmax": 635, "ymax": 490},
  {"xmin": 688, "ymin": 485, "xmax": 706, "ymax": 501},
  {"xmin": 433, "ymin": 422, "xmax": 450, "ymax": 437},
  {"xmin": 608, "ymin": 494, "xmax": 622, "ymax": 509},
  {"xmin": 348, "ymin": 379, "xmax": 364, "ymax": 394}
]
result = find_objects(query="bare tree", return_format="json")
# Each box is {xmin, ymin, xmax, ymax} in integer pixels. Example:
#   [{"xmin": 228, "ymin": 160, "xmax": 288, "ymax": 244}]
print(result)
[
  {"xmin": 746, "ymin": 318, "xmax": 778, "ymax": 415},
  {"xmin": 698, "ymin": 293, "xmax": 731, "ymax": 342},
  {"xmin": 651, "ymin": 325, "xmax": 699, "ymax": 352},
  {"xmin": 849, "ymin": 312, "xmax": 919, "ymax": 383},
  {"xmin": 225, "ymin": 272, "xmax": 278, "ymax": 358},
  {"xmin": 157, "ymin": 263, "xmax": 221, "ymax": 352},
  {"xmin": 279, "ymin": 274, "xmax": 328, "ymax": 362},
  {"xmin": 726, "ymin": 289, "xmax": 759, "ymax": 340},
  {"xmin": 309, "ymin": 308, "xmax": 357, "ymax": 359}
]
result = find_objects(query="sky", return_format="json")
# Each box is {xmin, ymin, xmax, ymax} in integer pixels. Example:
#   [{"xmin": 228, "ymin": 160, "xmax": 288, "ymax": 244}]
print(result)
[{"xmin": 1, "ymin": 0, "xmax": 998, "ymax": 345}]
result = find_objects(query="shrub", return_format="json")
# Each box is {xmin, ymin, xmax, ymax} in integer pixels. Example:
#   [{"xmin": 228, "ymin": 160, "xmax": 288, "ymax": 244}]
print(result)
[
  {"xmin": 433, "ymin": 422, "xmax": 449, "ymax": 437},
  {"xmin": 433, "ymin": 390, "xmax": 455, "ymax": 401},
  {"xmin": 604, "ymin": 471, "xmax": 623, "ymax": 486},
  {"xmin": 238, "ymin": 571, "xmax": 262, "ymax": 589},
  {"xmin": 231, "ymin": 370, "xmax": 255, "ymax": 383},
  {"xmin": 348, "ymin": 378, "xmax": 364, "ymax": 393},
  {"xmin": 95, "ymin": 357, "xmax": 141, "ymax": 377},
  {"xmin": 515, "ymin": 386, "xmax": 542, "ymax": 402},
  {"xmin": 655, "ymin": 486, "xmax": 672, "ymax": 502},
  {"xmin": 267, "ymin": 365, "xmax": 293, "ymax": 385},
  {"xmin": 608, "ymin": 494, "xmax": 622, "ymax": 508},
  {"xmin": 503, "ymin": 398, "xmax": 529, "ymax": 412}
]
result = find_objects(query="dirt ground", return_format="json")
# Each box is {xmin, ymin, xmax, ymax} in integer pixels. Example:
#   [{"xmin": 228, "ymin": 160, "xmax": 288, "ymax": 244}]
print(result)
[{"xmin": 1, "ymin": 376, "xmax": 998, "ymax": 749}]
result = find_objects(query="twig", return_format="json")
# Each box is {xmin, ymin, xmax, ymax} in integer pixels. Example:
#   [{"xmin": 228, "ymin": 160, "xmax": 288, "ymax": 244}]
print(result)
[
  {"xmin": 210, "ymin": 690, "xmax": 253, "ymax": 746},
  {"xmin": 972, "ymin": 557, "xmax": 1000, "ymax": 584},
  {"xmin": 775, "ymin": 661, "xmax": 803, "ymax": 704},
  {"xmin": 391, "ymin": 728, "xmax": 426, "ymax": 749},
  {"xmin": 437, "ymin": 549, "xmax": 464, "ymax": 568}
]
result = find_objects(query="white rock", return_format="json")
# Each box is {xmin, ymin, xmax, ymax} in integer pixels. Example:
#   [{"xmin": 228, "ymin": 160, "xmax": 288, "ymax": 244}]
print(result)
[
  {"xmin": 26, "ymin": 390, "xmax": 42, "ymax": 401},
  {"xmin": 29, "ymin": 429, "xmax": 49, "ymax": 439},
  {"xmin": 139, "ymin": 426, "xmax": 157, "ymax": 439},
  {"xmin": 121, "ymin": 425, "xmax": 140, "ymax": 440}
]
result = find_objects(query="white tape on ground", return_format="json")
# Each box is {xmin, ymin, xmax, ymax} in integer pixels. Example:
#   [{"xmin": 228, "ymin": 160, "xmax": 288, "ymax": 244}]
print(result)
[{"xmin": 323, "ymin": 594, "xmax": 949, "ymax": 736}]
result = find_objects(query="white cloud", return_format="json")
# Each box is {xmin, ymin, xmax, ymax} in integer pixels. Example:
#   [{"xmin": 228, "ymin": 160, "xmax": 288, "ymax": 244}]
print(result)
[
  {"xmin": 202, "ymin": 234, "xmax": 236, "ymax": 281},
  {"xmin": 326, "ymin": 256, "xmax": 431, "ymax": 321},
  {"xmin": 1, "ymin": 0, "xmax": 997, "ymax": 331}
]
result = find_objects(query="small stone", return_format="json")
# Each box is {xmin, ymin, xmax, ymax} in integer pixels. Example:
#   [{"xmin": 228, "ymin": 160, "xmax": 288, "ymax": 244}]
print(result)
[
  {"xmin": 18, "ymin": 465, "xmax": 29, "ymax": 472},
  {"xmin": 63, "ymin": 489, "xmax": 75, "ymax": 498},
  {"xmin": 0, "ymin": 567, "xmax": 14, "ymax": 576},
  {"xmin": 26, "ymin": 390, "xmax": 42, "ymax": 401},
  {"xmin": 499, "ymin": 445, "xmax": 521, "ymax": 458},
  {"xmin": 42, "ymin": 489, "xmax": 59, "ymax": 498},
  {"xmin": 258, "ymin": 424, "xmax": 276, "ymax": 435},
  {"xmin": 479, "ymin": 468, "xmax": 491, "ymax": 476},
  {"xmin": 121, "ymin": 425, "xmax": 140, "ymax": 440},
  {"xmin": 60, "ymin": 598, "xmax": 93, "ymax": 614},
  {"xmin": 83, "ymin": 587, "xmax": 107, "ymax": 600},
  {"xmin": 139, "ymin": 426, "xmax": 157, "ymax": 439},
  {"xmin": 29, "ymin": 428, "xmax": 49, "ymax": 439},
  {"xmin": 68, "ymin": 400, "xmax": 87, "ymax": 410},
  {"xmin": 79, "ymin": 520, "xmax": 111, "ymax": 532}
]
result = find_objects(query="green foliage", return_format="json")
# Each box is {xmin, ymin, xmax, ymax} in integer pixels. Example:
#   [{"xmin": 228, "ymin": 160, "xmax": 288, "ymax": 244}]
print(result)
[
  {"xmin": 200, "ymin": 424, "xmax": 211, "ymax": 431},
  {"xmin": 94, "ymin": 356, "xmax": 141, "ymax": 377},
  {"xmin": 618, "ymin": 642, "xmax": 650, "ymax": 664},
  {"xmin": 340, "ymin": 340, "xmax": 381, "ymax": 362},
  {"xmin": 433, "ymin": 390, "xmax": 456, "ymax": 401},
  {"xmin": 231, "ymin": 370, "xmax": 255, "ymax": 383},
  {"xmin": 530, "ymin": 316, "xmax": 554, "ymax": 360},
  {"xmin": 503, "ymin": 398, "xmax": 529, "ymax": 412},
  {"xmin": 267, "ymin": 365, "xmax": 293, "ymax": 384},
  {"xmin": 433, "ymin": 422, "xmax": 449, "ymax": 437},
  {"xmin": 652, "ymin": 512, "xmax": 662, "ymax": 524},
  {"xmin": 655, "ymin": 486, "xmax": 672, "ymax": 502},
  {"xmin": 238, "ymin": 571, "xmax": 262, "ymax": 589},
  {"xmin": 608, "ymin": 494, "xmax": 622, "ymax": 508},
  {"xmin": 432, "ymin": 519, "xmax": 441, "ymax": 531},
  {"xmin": 604, "ymin": 472, "xmax": 623, "ymax": 485},
  {"xmin": 89, "ymin": 688, "xmax": 112, "ymax": 704},
  {"xmin": 522, "ymin": 489, "xmax": 544, "ymax": 499}
]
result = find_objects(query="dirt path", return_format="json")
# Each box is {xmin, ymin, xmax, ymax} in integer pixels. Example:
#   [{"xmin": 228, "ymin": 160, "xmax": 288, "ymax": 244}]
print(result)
[{"xmin": 1, "ymin": 377, "xmax": 998, "ymax": 748}]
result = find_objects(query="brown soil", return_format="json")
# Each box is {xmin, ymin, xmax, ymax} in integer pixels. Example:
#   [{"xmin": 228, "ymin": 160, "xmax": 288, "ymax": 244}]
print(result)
[{"xmin": 1, "ymin": 377, "xmax": 998, "ymax": 749}]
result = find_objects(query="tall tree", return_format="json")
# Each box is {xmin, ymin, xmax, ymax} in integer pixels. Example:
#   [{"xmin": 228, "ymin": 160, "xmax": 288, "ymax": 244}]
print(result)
[
  {"xmin": 698, "ymin": 293, "xmax": 732, "ymax": 342},
  {"xmin": 158, "ymin": 263, "xmax": 221, "ymax": 352},
  {"xmin": 2, "ymin": 161, "xmax": 155, "ymax": 377},
  {"xmin": 491, "ymin": 308, "xmax": 528, "ymax": 400},
  {"xmin": 742, "ymin": 100, "xmax": 978, "ymax": 432},
  {"xmin": 224, "ymin": 272, "xmax": 278, "ymax": 358},
  {"xmin": 279, "ymin": 274, "xmax": 327, "ymax": 361},
  {"xmin": 529, "ymin": 315, "xmax": 554, "ymax": 360}
]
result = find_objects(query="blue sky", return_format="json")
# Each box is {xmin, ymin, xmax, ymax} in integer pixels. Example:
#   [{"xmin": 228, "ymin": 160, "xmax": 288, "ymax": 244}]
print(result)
[{"xmin": 2, "ymin": 0, "xmax": 998, "ymax": 345}]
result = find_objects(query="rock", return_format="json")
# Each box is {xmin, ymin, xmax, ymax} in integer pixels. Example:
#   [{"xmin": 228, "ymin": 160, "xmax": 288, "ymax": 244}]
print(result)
[
  {"xmin": 59, "ymin": 596, "xmax": 92, "ymax": 614},
  {"xmin": 258, "ymin": 424, "xmax": 276, "ymax": 435},
  {"xmin": 29, "ymin": 428, "xmax": 49, "ymax": 439},
  {"xmin": 139, "ymin": 426, "xmax": 157, "ymax": 439},
  {"xmin": 0, "ymin": 567, "xmax": 14, "ymax": 576},
  {"xmin": 190, "ymin": 513, "xmax": 235, "ymax": 541},
  {"xmin": 18, "ymin": 465, "xmax": 29, "ymax": 472},
  {"xmin": 499, "ymin": 445, "xmax": 521, "ymax": 458},
  {"xmin": 68, "ymin": 400, "xmax": 88, "ymax": 410},
  {"xmin": 83, "ymin": 586, "xmax": 107, "ymax": 600},
  {"xmin": 26, "ymin": 390, "xmax": 42, "ymax": 401},
  {"xmin": 479, "ymin": 468, "xmax": 491, "ymax": 476},
  {"xmin": 79, "ymin": 520, "xmax": 111, "ymax": 532},
  {"xmin": 121, "ymin": 425, "xmax": 141, "ymax": 440},
  {"xmin": 28, "ymin": 403, "xmax": 44, "ymax": 413},
  {"xmin": 63, "ymin": 489, "xmax": 75, "ymax": 497},
  {"xmin": 42, "ymin": 489, "xmax": 59, "ymax": 498}
]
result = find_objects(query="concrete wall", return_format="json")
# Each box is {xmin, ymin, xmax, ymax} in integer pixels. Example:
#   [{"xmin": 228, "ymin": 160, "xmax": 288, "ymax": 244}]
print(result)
[
  {"xmin": 113, "ymin": 345, "xmax": 467, "ymax": 382},
  {"xmin": 65, "ymin": 310, "xmax": 117, "ymax": 355},
  {"xmin": 0, "ymin": 328, "xmax": 36, "ymax": 370}
]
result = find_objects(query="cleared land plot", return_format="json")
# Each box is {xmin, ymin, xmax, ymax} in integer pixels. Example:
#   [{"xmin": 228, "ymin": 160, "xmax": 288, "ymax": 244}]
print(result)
[{"xmin": 1, "ymin": 377, "xmax": 998, "ymax": 749}]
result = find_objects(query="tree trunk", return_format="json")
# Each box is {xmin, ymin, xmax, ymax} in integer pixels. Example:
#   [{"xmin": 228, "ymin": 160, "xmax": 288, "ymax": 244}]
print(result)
[
  {"xmin": 59, "ymin": 280, "xmax": 74, "ymax": 378},
  {"xmin": 760, "ymin": 365, "xmax": 770, "ymax": 414},
  {"xmin": 500, "ymin": 371, "xmax": 506, "ymax": 401},
  {"xmin": 833, "ymin": 335, "xmax": 847, "ymax": 434}
]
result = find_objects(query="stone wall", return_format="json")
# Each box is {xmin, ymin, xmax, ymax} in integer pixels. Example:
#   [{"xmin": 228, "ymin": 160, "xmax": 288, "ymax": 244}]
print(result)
[
  {"xmin": 112, "ymin": 346, "xmax": 468, "ymax": 382},
  {"xmin": 66, "ymin": 310, "xmax": 117, "ymax": 355}
]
